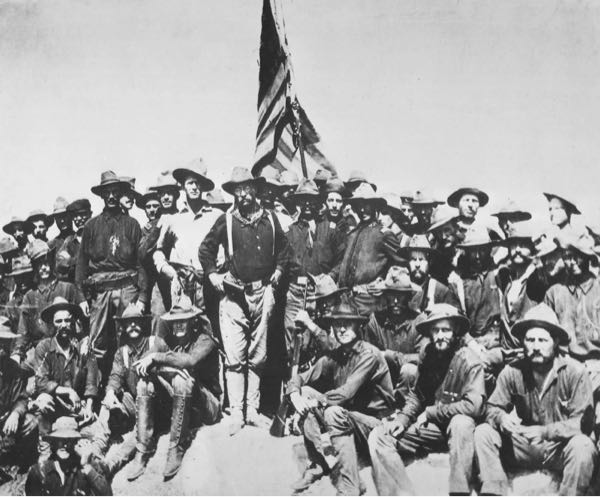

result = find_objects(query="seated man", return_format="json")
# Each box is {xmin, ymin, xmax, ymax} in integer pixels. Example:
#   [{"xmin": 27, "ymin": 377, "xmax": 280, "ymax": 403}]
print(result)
[
  {"xmin": 369, "ymin": 303, "xmax": 485, "ymax": 495},
  {"xmin": 474, "ymin": 304, "xmax": 597, "ymax": 496},
  {"xmin": 25, "ymin": 416, "xmax": 112, "ymax": 496},
  {"xmin": 288, "ymin": 298, "xmax": 394, "ymax": 495},
  {"xmin": 32, "ymin": 297, "xmax": 98, "ymax": 459},
  {"xmin": 363, "ymin": 266, "xmax": 425, "ymax": 403},
  {"xmin": 128, "ymin": 297, "xmax": 221, "ymax": 481}
]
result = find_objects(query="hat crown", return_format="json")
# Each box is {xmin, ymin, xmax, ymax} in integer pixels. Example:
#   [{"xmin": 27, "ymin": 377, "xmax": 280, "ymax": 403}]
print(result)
[
  {"xmin": 228, "ymin": 167, "xmax": 255, "ymax": 184},
  {"xmin": 11, "ymin": 255, "xmax": 32, "ymax": 272},
  {"xmin": 424, "ymin": 303, "xmax": 464, "ymax": 320},
  {"xmin": 328, "ymin": 295, "xmax": 362, "ymax": 319},
  {"xmin": 29, "ymin": 239, "xmax": 50, "ymax": 261},
  {"xmin": 280, "ymin": 170, "xmax": 300, "ymax": 186},
  {"xmin": 429, "ymin": 205, "xmax": 458, "ymax": 226},
  {"xmin": 52, "ymin": 197, "xmax": 69, "ymax": 213},
  {"xmin": 384, "ymin": 266, "xmax": 415, "ymax": 291},
  {"xmin": 205, "ymin": 190, "xmax": 227, "ymax": 204},
  {"xmin": 166, "ymin": 296, "xmax": 200, "ymax": 319},
  {"xmin": 521, "ymin": 303, "xmax": 560, "ymax": 327},
  {"xmin": 99, "ymin": 170, "xmax": 119, "ymax": 184},
  {"xmin": 313, "ymin": 169, "xmax": 331, "ymax": 181},
  {"xmin": 407, "ymin": 234, "xmax": 432, "ymax": 250},
  {"xmin": 120, "ymin": 303, "xmax": 144, "ymax": 320},
  {"xmin": 152, "ymin": 172, "xmax": 179, "ymax": 189},
  {"xmin": 53, "ymin": 416, "xmax": 78, "ymax": 432},
  {"xmin": 324, "ymin": 178, "xmax": 346, "ymax": 195},
  {"xmin": 185, "ymin": 158, "xmax": 207, "ymax": 176},
  {"xmin": 311, "ymin": 274, "xmax": 339, "ymax": 297},
  {"xmin": 259, "ymin": 165, "xmax": 282, "ymax": 182},
  {"xmin": 351, "ymin": 182, "xmax": 378, "ymax": 199},
  {"xmin": 411, "ymin": 189, "xmax": 438, "ymax": 204},
  {"xmin": 293, "ymin": 178, "xmax": 320, "ymax": 197},
  {"xmin": 347, "ymin": 169, "xmax": 368, "ymax": 183},
  {"xmin": 48, "ymin": 296, "xmax": 70, "ymax": 308},
  {"xmin": 0, "ymin": 236, "xmax": 18, "ymax": 254},
  {"xmin": 67, "ymin": 198, "xmax": 91, "ymax": 213},
  {"xmin": 460, "ymin": 227, "xmax": 492, "ymax": 246}
]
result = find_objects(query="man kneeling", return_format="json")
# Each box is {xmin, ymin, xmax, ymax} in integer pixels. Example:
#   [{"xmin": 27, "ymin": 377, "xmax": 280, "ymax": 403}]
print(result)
[
  {"xmin": 474, "ymin": 304, "xmax": 597, "ymax": 495},
  {"xmin": 369, "ymin": 303, "xmax": 485, "ymax": 495},
  {"xmin": 128, "ymin": 297, "xmax": 221, "ymax": 481}
]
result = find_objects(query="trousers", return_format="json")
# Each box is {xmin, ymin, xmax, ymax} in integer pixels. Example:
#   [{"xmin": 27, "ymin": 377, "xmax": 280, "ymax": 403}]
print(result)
[
  {"xmin": 369, "ymin": 414, "xmax": 476, "ymax": 495},
  {"xmin": 474, "ymin": 423, "xmax": 597, "ymax": 495}
]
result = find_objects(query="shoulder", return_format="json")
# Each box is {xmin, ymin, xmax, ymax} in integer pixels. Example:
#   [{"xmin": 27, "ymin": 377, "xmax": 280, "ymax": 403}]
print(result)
[
  {"xmin": 356, "ymin": 340, "xmax": 385, "ymax": 362},
  {"xmin": 559, "ymin": 355, "xmax": 587, "ymax": 377},
  {"xmin": 454, "ymin": 345, "xmax": 484, "ymax": 369},
  {"xmin": 35, "ymin": 337, "xmax": 53, "ymax": 354}
]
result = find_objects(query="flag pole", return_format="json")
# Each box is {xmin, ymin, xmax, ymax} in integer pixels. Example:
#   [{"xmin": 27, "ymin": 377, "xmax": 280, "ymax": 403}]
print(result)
[{"xmin": 291, "ymin": 98, "xmax": 308, "ymax": 178}]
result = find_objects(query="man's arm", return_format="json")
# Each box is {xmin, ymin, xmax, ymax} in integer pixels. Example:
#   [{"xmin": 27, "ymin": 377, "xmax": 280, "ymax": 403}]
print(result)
[
  {"xmin": 83, "ymin": 355, "xmax": 99, "ymax": 399},
  {"xmin": 34, "ymin": 341, "xmax": 58, "ymax": 396},
  {"xmin": 14, "ymin": 295, "xmax": 32, "ymax": 360},
  {"xmin": 483, "ymin": 366, "xmax": 515, "ymax": 431},
  {"xmin": 75, "ymin": 223, "xmax": 91, "ymax": 292},
  {"xmin": 323, "ymin": 351, "xmax": 380, "ymax": 406},
  {"xmin": 272, "ymin": 212, "xmax": 290, "ymax": 275},
  {"xmin": 131, "ymin": 220, "xmax": 148, "ymax": 305},
  {"xmin": 83, "ymin": 460, "xmax": 113, "ymax": 496},
  {"xmin": 287, "ymin": 355, "xmax": 334, "ymax": 396},
  {"xmin": 199, "ymin": 214, "xmax": 226, "ymax": 277},
  {"xmin": 106, "ymin": 348, "xmax": 125, "ymax": 395},
  {"xmin": 381, "ymin": 230, "xmax": 403, "ymax": 265},
  {"xmin": 153, "ymin": 332, "xmax": 216, "ymax": 370}
]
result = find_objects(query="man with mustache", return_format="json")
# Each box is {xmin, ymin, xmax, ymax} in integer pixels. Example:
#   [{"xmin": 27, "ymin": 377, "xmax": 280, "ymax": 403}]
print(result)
[
  {"xmin": 368, "ymin": 303, "xmax": 485, "ymax": 495},
  {"xmin": 149, "ymin": 172, "xmax": 180, "ymax": 215},
  {"xmin": 323, "ymin": 178, "xmax": 354, "ymax": 234},
  {"xmin": 258, "ymin": 166, "xmax": 294, "ymax": 233},
  {"xmin": 448, "ymin": 187, "xmax": 501, "ymax": 240},
  {"xmin": 56, "ymin": 198, "xmax": 92, "ymax": 283},
  {"xmin": 25, "ymin": 210, "xmax": 53, "ymax": 243},
  {"xmin": 76, "ymin": 171, "xmax": 147, "ymax": 386},
  {"xmin": 474, "ymin": 304, "xmax": 597, "ymax": 496},
  {"xmin": 331, "ymin": 183, "xmax": 402, "ymax": 316},
  {"xmin": 409, "ymin": 190, "xmax": 443, "ymax": 234},
  {"xmin": 288, "ymin": 298, "xmax": 394, "ymax": 495},
  {"xmin": 2, "ymin": 216, "xmax": 32, "ymax": 257}
]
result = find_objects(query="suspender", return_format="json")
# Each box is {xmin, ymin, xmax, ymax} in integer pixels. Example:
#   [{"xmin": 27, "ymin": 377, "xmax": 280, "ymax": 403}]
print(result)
[
  {"xmin": 455, "ymin": 277, "xmax": 466, "ymax": 313},
  {"xmin": 426, "ymin": 278, "xmax": 437, "ymax": 309},
  {"xmin": 226, "ymin": 210, "xmax": 276, "ymax": 258},
  {"xmin": 123, "ymin": 336, "xmax": 155, "ymax": 369}
]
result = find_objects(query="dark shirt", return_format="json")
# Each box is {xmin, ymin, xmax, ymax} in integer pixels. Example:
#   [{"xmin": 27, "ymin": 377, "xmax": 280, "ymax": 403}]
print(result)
[
  {"xmin": 0, "ymin": 357, "xmax": 28, "ymax": 419},
  {"xmin": 25, "ymin": 459, "xmax": 112, "ymax": 496},
  {"xmin": 34, "ymin": 337, "xmax": 99, "ymax": 399},
  {"xmin": 411, "ymin": 276, "xmax": 461, "ymax": 313},
  {"xmin": 289, "ymin": 339, "xmax": 395, "ymax": 418},
  {"xmin": 200, "ymin": 208, "xmax": 290, "ymax": 283},
  {"xmin": 49, "ymin": 230, "xmax": 74, "ymax": 254},
  {"xmin": 15, "ymin": 280, "xmax": 85, "ymax": 359},
  {"xmin": 4, "ymin": 289, "xmax": 28, "ymax": 334},
  {"xmin": 57, "ymin": 234, "xmax": 81, "ymax": 283},
  {"xmin": 332, "ymin": 221, "xmax": 401, "ymax": 287},
  {"xmin": 397, "ymin": 343, "xmax": 485, "ymax": 427},
  {"xmin": 75, "ymin": 209, "xmax": 147, "ymax": 301},
  {"xmin": 485, "ymin": 355, "xmax": 593, "ymax": 441},
  {"xmin": 286, "ymin": 218, "xmax": 345, "ymax": 279}
]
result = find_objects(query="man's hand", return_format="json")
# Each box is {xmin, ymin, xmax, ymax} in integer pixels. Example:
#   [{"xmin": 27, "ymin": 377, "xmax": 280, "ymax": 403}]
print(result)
[
  {"xmin": 289, "ymin": 392, "xmax": 319, "ymax": 417},
  {"xmin": 3, "ymin": 411, "xmax": 19, "ymax": 436},
  {"xmin": 270, "ymin": 269, "xmax": 283, "ymax": 288},
  {"xmin": 75, "ymin": 440, "xmax": 93, "ymax": 466},
  {"xmin": 56, "ymin": 386, "xmax": 81, "ymax": 411},
  {"xmin": 384, "ymin": 417, "xmax": 406, "ymax": 438},
  {"xmin": 102, "ymin": 389, "xmax": 120, "ymax": 410},
  {"xmin": 294, "ymin": 310, "xmax": 315, "ymax": 331},
  {"xmin": 499, "ymin": 413, "xmax": 521, "ymax": 435},
  {"xmin": 79, "ymin": 301, "xmax": 90, "ymax": 318},
  {"xmin": 33, "ymin": 393, "xmax": 56, "ymax": 414},
  {"xmin": 163, "ymin": 263, "xmax": 178, "ymax": 281},
  {"xmin": 415, "ymin": 411, "xmax": 429, "ymax": 433},
  {"xmin": 133, "ymin": 354, "xmax": 155, "ymax": 377},
  {"xmin": 170, "ymin": 277, "xmax": 183, "ymax": 302},
  {"xmin": 209, "ymin": 273, "xmax": 225, "ymax": 293},
  {"xmin": 80, "ymin": 399, "xmax": 95, "ymax": 425}
]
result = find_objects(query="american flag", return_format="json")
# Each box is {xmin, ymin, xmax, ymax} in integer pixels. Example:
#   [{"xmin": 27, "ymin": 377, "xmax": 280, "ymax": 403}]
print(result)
[{"xmin": 252, "ymin": 0, "xmax": 336, "ymax": 179}]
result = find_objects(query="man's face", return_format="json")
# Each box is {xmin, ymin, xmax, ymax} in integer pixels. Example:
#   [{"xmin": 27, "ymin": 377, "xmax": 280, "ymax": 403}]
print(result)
[
  {"xmin": 413, "ymin": 205, "xmax": 434, "ymax": 224},
  {"xmin": 524, "ymin": 327, "xmax": 555, "ymax": 366},
  {"xmin": 158, "ymin": 189, "xmax": 176, "ymax": 210},
  {"xmin": 172, "ymin": 320, "xmax": 192, "ymax": 340},
  {"xmin": 438, "ymin": 224, "xmax": 458, "ymax": 248},
  {"xmin": 101, "ymin": 185, "xmax": 125, "ymax": 209},
  {"xmin": 355, "ymin": 201, "xmax": 376, "ymax": 223},
  {"xmin": 125, "ymin": 320, "xmax": 143, "ymax": 340},
  {"xmin": 385, "ymin": 291, "xmax": 411, "ymax": 315},
  {"xmin": 32, "ymin": 220, "xmax": 48, "ymax": 240},
  {"xmin": 326, "ymin": 193, "xmax": 343, "ymax": 219},
  {"xmin": 400, "ymin": 203, "xmax": 414, "ymax": 223},
  {"xmin": 563, "ymin": 248, "xmax": 586, "ymax": 277},
  {"xmin": 458, "ymin": 194, "xmax": 480, "ymax": 219},
  {"xmin": 499, "ymin": 217, "xmax": 515, "ymax": 237},
  {"xmin": 54, "ymin": 213, "xmax": 71, "ymax": 233},
  {"xmin": 144, "ymin": 200, "xmax": 161, "ymax": 221},
  {"xmin": 298, "ymin": 198, "xmax": 319, "ymax": 221},
  {"xmin": 430, "ymin": 318, "xmax": 456, "ymax": 352},
  {"xmin": 465, "ymin": 246, "xmax": 491, "ymax": 273},
  {"xmin": 509, "ymin": 241, "xmax": 533, "ymax": 267},
  {"xmin": 548, "ymin": 198, "xmax": 569, "ymax": 227},
  {"xmin": 53, "ymin": 309, "xmax": 74, "ymax": 340},
  {"xmin": 408, "ymin": 250, "xmax": 430, "ymax": 284},
  {"xmin": 12, "ymin": 224, "xmax": 27, "ymax": 245},
  {"xmin": 34, "ymin": 256, "xmax": 52, "ymax": 281},
  {"xmin": 260, "ymin": 185, "xmax": 279, "ymax": 209},
  {"xmin": 332, "ymin": 319, "xmax": 359, "ymax": 346},
  {"xmin": 72, "ymin": 210, "xmax": 92, "ymax": 231},
  {"xmin": 53, "ymin": 439, "xmax": 76, "ymax": 461},
  {"xmin": 234, "ymin": 183, "xmax": 257, "ymax": 209},
  {"xmin": 183, "ymin": 177, "xmax": 201, "ymax": 200}
]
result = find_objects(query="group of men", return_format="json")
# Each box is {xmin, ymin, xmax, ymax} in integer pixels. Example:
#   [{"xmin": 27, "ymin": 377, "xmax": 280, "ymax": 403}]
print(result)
[{"xmin": 0, "ymin": 158, "xmax": 598, "ymax": 495}]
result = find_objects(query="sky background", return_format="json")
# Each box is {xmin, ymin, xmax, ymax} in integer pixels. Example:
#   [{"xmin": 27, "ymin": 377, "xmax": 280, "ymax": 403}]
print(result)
[{"xmin": 1, "ymin": 0, "xmax": 599, "ymax": 232}]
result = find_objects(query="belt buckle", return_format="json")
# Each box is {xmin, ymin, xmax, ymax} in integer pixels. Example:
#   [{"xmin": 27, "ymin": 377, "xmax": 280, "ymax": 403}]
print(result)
[{"xmin": 297, "ymin": 276, "xmax": 308, "ymax": 286}]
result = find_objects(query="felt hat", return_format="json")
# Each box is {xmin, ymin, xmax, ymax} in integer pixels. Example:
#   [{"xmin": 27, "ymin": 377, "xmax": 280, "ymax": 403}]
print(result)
[
  {"xmin": 457, "ymin": 228, "xmax": 496, "ymax": 249},
  {"xmin": 499, "ymin": 223, "xmax": 536, "ymax": 247},
  {"xmin": 66, "ymin": 198, "xmax": 92, "ymax": 214},
  {"xmin": 28, "ymin": 239, "xmax": 52, "ymax": 262},
  {"xmin": 382, "ymin": 266, "xmax": 420, "ymax": 294},
  {"xmin": 347, "ymin": 183, "xmax": 386, "ymax": 208},
  {"xmin": 290, "ymin": 179, "xmax": 321, "ymax": 202},
  {"xmin": 149, "ymin": 172, "xmax": 181, "ymax": 192},
  {"xmin": 259, "ymin": 166, "xmax": 285, "ymax": 188},
  {"xmin": 135, "ymin": 189, "xmax": 161, "ymax": 209},
  {"xmin": 172, "ymin": 158, "xmax": 215, "ymax": 192},
  {"xmin": 511, "ymin": 303, "xmax": 569, "ymax": 346},
  {"xmin": 120, "ymin": 176, "xmax": 142, "ymax": 200},
  {"xmin": 560, "ymin": 234, "xmax": 597, "ymax": 259},
  {"xmin": 41, "ymin": 296, "xmax": 83, "ymax": 324},
  {"xmin": 307, "ymin": 274, "xmax": 347, "ymax": 302},
  {"xmin": 114, "ymin": 302, "xmax": 152, "ymax": 323},
  {"xmin": 490, "ymin": 199, "xmax": 532, "ymax": 222},
  {"xmin": 44, "ymin": 416, "xmax": 81, "ymax": 441},
  {"xmin": 399, "ymin": 234, "xmax": 439, "ymax": 259},
  {"xmin": 161, "ymin": 296, "xmax": 202, "ymax": 322},
  {"xmin": 0, "ymin": 236, "xmax": 18, "ymax": 256},
  {"xmin": 321, "ymin": 296, "xmax": 367, "ymax": 323},
  {"xmin": 280, "ymin": 170, "xmax": 300, "ymax": 188},
  {"xmin": 427, "ymin": 205, "xmax": 459, "ymax": 232},
  {"xmin": 51, "ymin": 197, "xmax": 70, "ymax": 217},
  {"xmin": 410, "ymin": 190, "xmax": 443, "ymax": 207},
  {"xmin": 91, "ymin": 170, "xmax": 131, "ymax": 196},
  {"xmin": 323, "ymin": 178, "xmax": 347, "ymax": 196},
  {"xmin": 535, "ymin": 237, "xmax": 559, "ymax": 259},
  {"xmin": 447, "ymin": 187, "xmax": 489, "ymax": 208},
  {"xmin": 381, "ymin": 193, "xmax": 404, "ymax": 215},
  {"xmin": 344, "ymin": 169, "xmax": 377, "ymax": 191},
  {"xmin": 222, "ymin": 167, "xmax": 266, "ymax": 196},
  {"xmin": 416, "ymin": 303, "xmax": 470, "ymax": 336},
  {"xmin": 399, "ymin": 190, "xmax": 414, "ymax": 203},
  {"xmin": 543, "ymin": 192, "xmax": 580, "ymax": 215},
  {"xmin": 313, "ymin": 169, "xmax": 332, "ymax": 188},
  {"xmin": 2, "ymin": 216, "xmax": 32, "ymax": 236},
  {"xmin": 8, "ymin": 256, "xmax": 33, "ymax": 277},
  {"xmin": 26, "ymin": 210, "xmax": 54, "ymax": 229},
  {"xmin": 205, "ymin": 190, "xmax": 232, "ymax": 211}
]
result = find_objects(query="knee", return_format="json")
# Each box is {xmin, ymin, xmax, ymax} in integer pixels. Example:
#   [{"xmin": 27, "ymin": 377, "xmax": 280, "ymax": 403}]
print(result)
[
  {"xmin": 323, "ymin": 406, "xmax": 349, "ymax": 431},
  {"xmin": 399, "ymin": 363, "xmax": 418, "ymax": 384},
  {"xmin": 171, "ymin": 375, "xmax": 193, "ymax": 395},
  {"xmin": 136, "ymin": 379, "xmax": 155, "ymax": 397},
  {"xmin": 566, "ymin": 434, "xmax": 598, "ymax": 464},
  {"xmin": 474, "ymin": 423, "xmax": 500, "ymax": 449},
  {"xmin": 447, "ymin": 414, "xmax": 475, "ymax": 438},
  {"xmin": 368, "ymin": 424, "xmax": 392, "ymax": 452}
]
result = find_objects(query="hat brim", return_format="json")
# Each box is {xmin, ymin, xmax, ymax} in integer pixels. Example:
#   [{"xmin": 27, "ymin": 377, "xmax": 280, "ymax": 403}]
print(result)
[
  {"xmin": 499, "ymin": 236, "xmax": 535, "ymax": 247},
  {"xmin": 8, "ymin": 267, "xmax": 33, "ymax": 277},
  {"xmin": 511, "ymin": 318, "xmax": 570, "ymax": 346},
  {"xmin": 172, "ymin": 169, "xmax": 215, "ymax": 191},
  {"xmin": 382, "ymin": 286, "xmax": 419, "ymax": 295},
  {"xmin": 398, "ymin": 246, "xmax": 440, "ymax": 260},
  {"xmin": 566, "ymin": 244, "xmax": 597, "ymax": 259},
  {"xmin": 491, "ymin": 211, "xmax": 532, "ymax": 222},
  {"xmin": 347, "ymin": 197, "xmax": 387, "ymax": 207},
  {"xmin": 44, "ymin": 430, "xmax": 82, "ymax": 441},
  {"xmin": 427, "ymin": 216, "xmax": 459, "ymax": 233},
  {"xmin": 114, "ymin": 314, "xmax": 153, "ymax": 323},
  {"xmin": 309, "ymin": 287, "xmax": 348, "ymax": 302},
  {"xmin": 457, "ymin": 241, "xmax": 497, "ymax": 250},
  {"xmin": 91, "ymin": 180, "xmax": 131, "ymax": 196},
  {"xmin": 290, "ymin": 192, "xmax": 323, "ymax": 203},
  {"xmin": 416, "ymin": 314, "xmax": 470, "ymax": 336},
  {"xmin": 3, "ymin": 221, "xmax": 32, "ymax": 235},
  {"xmin": 447, "ymin": 188, "xmax": 489, "ymax": 208},
  {"xmin": 222, "ymin": 176, "xmax": 266, "ymax": 196},
  {"xmin": 542, "ymin": 193, "xmax": 581, "ymax": 215},
  {"xmin": 41, "ymin": 302, "xmax": 83, "ymax": 324},
  {"xmin": 320, "ymin": 313, "xmax": 367, "ymax": 323},
  {"xmin": 51, "ymin": 209, "xmax": 69, "ymax": 218},
  {"xmin": 161, "ymin": 310, "xmax": 202, "ymax": 322},
  {"xmin": 26, "ymin": 215, "xmax": 54, "ymax": 228},
  {"xmin": 344, "ymin": 181, "xmax": 378, "ymax": 192},
  {"xmin": 136, "ymin": 194, "xmax": 160, "ymax": 209}
]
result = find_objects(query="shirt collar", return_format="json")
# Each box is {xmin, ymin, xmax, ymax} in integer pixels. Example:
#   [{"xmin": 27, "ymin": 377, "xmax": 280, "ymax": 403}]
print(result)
[
  {"xmin": 567, "ymin": 273, "xmax": 596, "ymax": 295},
  {"xmin": 101, "ymin": 208, "xmax": 123, "ymax": 220}
]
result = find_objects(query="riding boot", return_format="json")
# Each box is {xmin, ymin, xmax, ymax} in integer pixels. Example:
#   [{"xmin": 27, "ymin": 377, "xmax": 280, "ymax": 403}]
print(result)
[
  {"xmin": 163, "ymin": 394, "xmax": 191, "ymax": 481},
  {"xmin": 226, "ymin": 371, "xmax": 245, "ymax": 436},
  {"xmin": 127, "ymin": 394, "xmax": 154, "ymax": 481}
]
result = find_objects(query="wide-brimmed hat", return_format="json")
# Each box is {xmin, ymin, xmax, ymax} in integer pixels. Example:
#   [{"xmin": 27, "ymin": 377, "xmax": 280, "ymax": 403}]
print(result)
[
  {"xmin": 559, "ymin": 234, "xmax": 597, "ymax": 259},
  {"xmin": 114, "ymin": 302, "xmax": 153, "ymax": 324},
  {"xmin": 447, "ymin": 187, "xmax": 489, "ymax": 208},
  {"xmin": 91, "ymin": 170, "xmax": 131, "ymax": 196},
  {"xmin": 427, "ymin": 205, "xmax": 459, "ymax": 232},
  {"xmin": 535, "ymin": 237, "xmax": 559, "ymax": 259},
  {"xmin": 2, "ymin": 216, "xmax": 32, "ymax": 236},
  {"xmin": 344, "ymin": 169, "xmax": 377, "ymax": 191},
  {"xmin": 313, "ymin": 169, "xmax": 332, "ymax": 188},
  {"xmin": 44, "ymin": 416, "xmax": 81, "ymax": 441},
  {"xmin": 259, "ymin": 166, "xmax": 285, "ymax": 188},
  {"xmin": 66, "ymin": 198, "xmax": 92, "ymax": 214},
  {"xmin": 490, "ymin": 199, "xmax": 532, "ymax": 222},
  {"xmin": 222, "ymin": 167, "xmax": 266, "ymax": 196},
  {"xmin": 26, "ymin": 209, "xmax": 54, "ymax": 230},
  {"xmin": 416, "ymin": 303, "xmax": 470, "ymax": 336},
  {"xmin": 399, "ymin": 234, "xmax": 439, "ymax": 259},
  {"xmin": 381, "ymin": 193, "xmax": 404, "ymax": 215},
  {"xmin": 205, "ymin": 190, "xmax": 232, "ymax": 211},
  {"xmin": 323, "ymin": 178, "xmax": 347, "ymax": 197},
  {"xmin": 8, "ymin": 256, "xmax": 33, "ymax": 277},
  {"xmin": 280, "ymin": 170, "xmax": 300, "ymax": 188},
  {"xmin": 161, "ymin": 296, "xmax": 202, "ymax": 322},
  {"xmin": 499, "ymin": 223, "xmax": 536, "ymax": 247},
  {"xmin": 511, "ymin": 303, "xmax": 569, "ymax": 345},
  {"xmin": 307, "ymin": 273, "xmax": 347, "ymax": 302},
  {"xmin": 0, "ymin": 236, "xmax": 18, "ymax": 256},
  {"xmin": 41, "ymin": 296, "xmax": 83, "ymax": 324},
  {"xmin": 149, "ymin": 172, "xmax": 181, "ymax": 193},
  {"xmin": 290, "ymin": 179, "xmax": 321, "ymax": 202},
  {"xmin": 51, "ymin": 197, "xmax": 70, "ymax": 217},
  {"xmin": 120, "ymin": 176, "xmax": 142, "ymax": 200},
  {"xmin": 0, "ymin": 320, "xmax": 18, "ymax": 341},
  {"xmin": 382, "ymin": 266, "xmax": 420, "ymax": 294},
  {"xmin": 321, "ymin": 297, "xmax": 367, "ymax": 323},
  {"xmin": 347, "ymin": 183, "xmax": 386, "ymax": 207},
  {"xmin": 28, "ymin": 239, "xmax": 52, "ymax": 262},
  {"xmin": 410, "ymin": 190, "xmax": 443, "ymax": 207},
  {"xmin": 543, "ymin": 192, "xmax": 580, "ymax": 215},
  {"xmin": 400, "ymin": 190, "xmax": 414, "ymax": 203},
  {"xmin": 457, "ymin": 228, "xmax": 496, "ymax": 249},
  {"xmin": 172, "ymin": 158, "xmax": 215, "ymax": 192},
  {"xmin": 135, "ymin": 189, "xmax": 161, "ymax": 209}
]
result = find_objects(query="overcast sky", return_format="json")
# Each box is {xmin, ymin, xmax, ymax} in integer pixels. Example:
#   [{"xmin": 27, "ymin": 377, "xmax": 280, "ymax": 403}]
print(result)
[{"xmin": 1, "ymin": 0, "xmax": 599, "ymax": 228}]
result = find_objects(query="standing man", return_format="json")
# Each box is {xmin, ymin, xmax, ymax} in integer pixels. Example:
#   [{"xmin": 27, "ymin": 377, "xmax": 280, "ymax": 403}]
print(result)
[
  {"xmin": 322, "ymin": 178, "xmax": 354, "ymax": 234},
  {"xmin": 57, "ymin": 198, "xmax": 92, "ymax": 283},
  {"xmin": 200, "ymin": 167, "xmax": 289, "ymax": 435},
  {"xmin": 2, "ymin": 217, "xmax": 32, "ymax": 256},
  {"xmin": 491, "ymin": 199, "xmax": 532, "ymax": 238},
  {"xmin": 258, "ymin": 166, "xmax": 294, "ymax": 232},
  {"xmin": 288, "ymin": 298, "xmax": 394, "ymax": 495},
  {"xmin": 409, "ymin": 190, "xmax": 442, "ymax": 234},
  {"xmin": 474, "ymin": 304, "xmax": 597, "ymax": 496},
  {"xmin": 544, "ymin": 192, "xmax": 584, "ymax": 239},
  {"xmin": 76, "ymin": 171, "xmax": 147, "ymax": 384},
  {"xmin": 331, "ymin": 183, "xmax": 401, "ymax": 316},
  {"xmin": 3, "ymin": 256, "xmax": 34, "ymax": 333},
  {"xmin": 369, "ymin": 304, "xmax": 485, "ymax": 496},
  {"xmin": 149, "ymin": 172, "xmax": 180, "ymax": 215},
  {"xmin": 48, "ymin": 197, "xmax": 74, "ymax": 254},
  {"xmin": 25, "ymin": 210, "xmax": 53, "ymax": 243}
]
